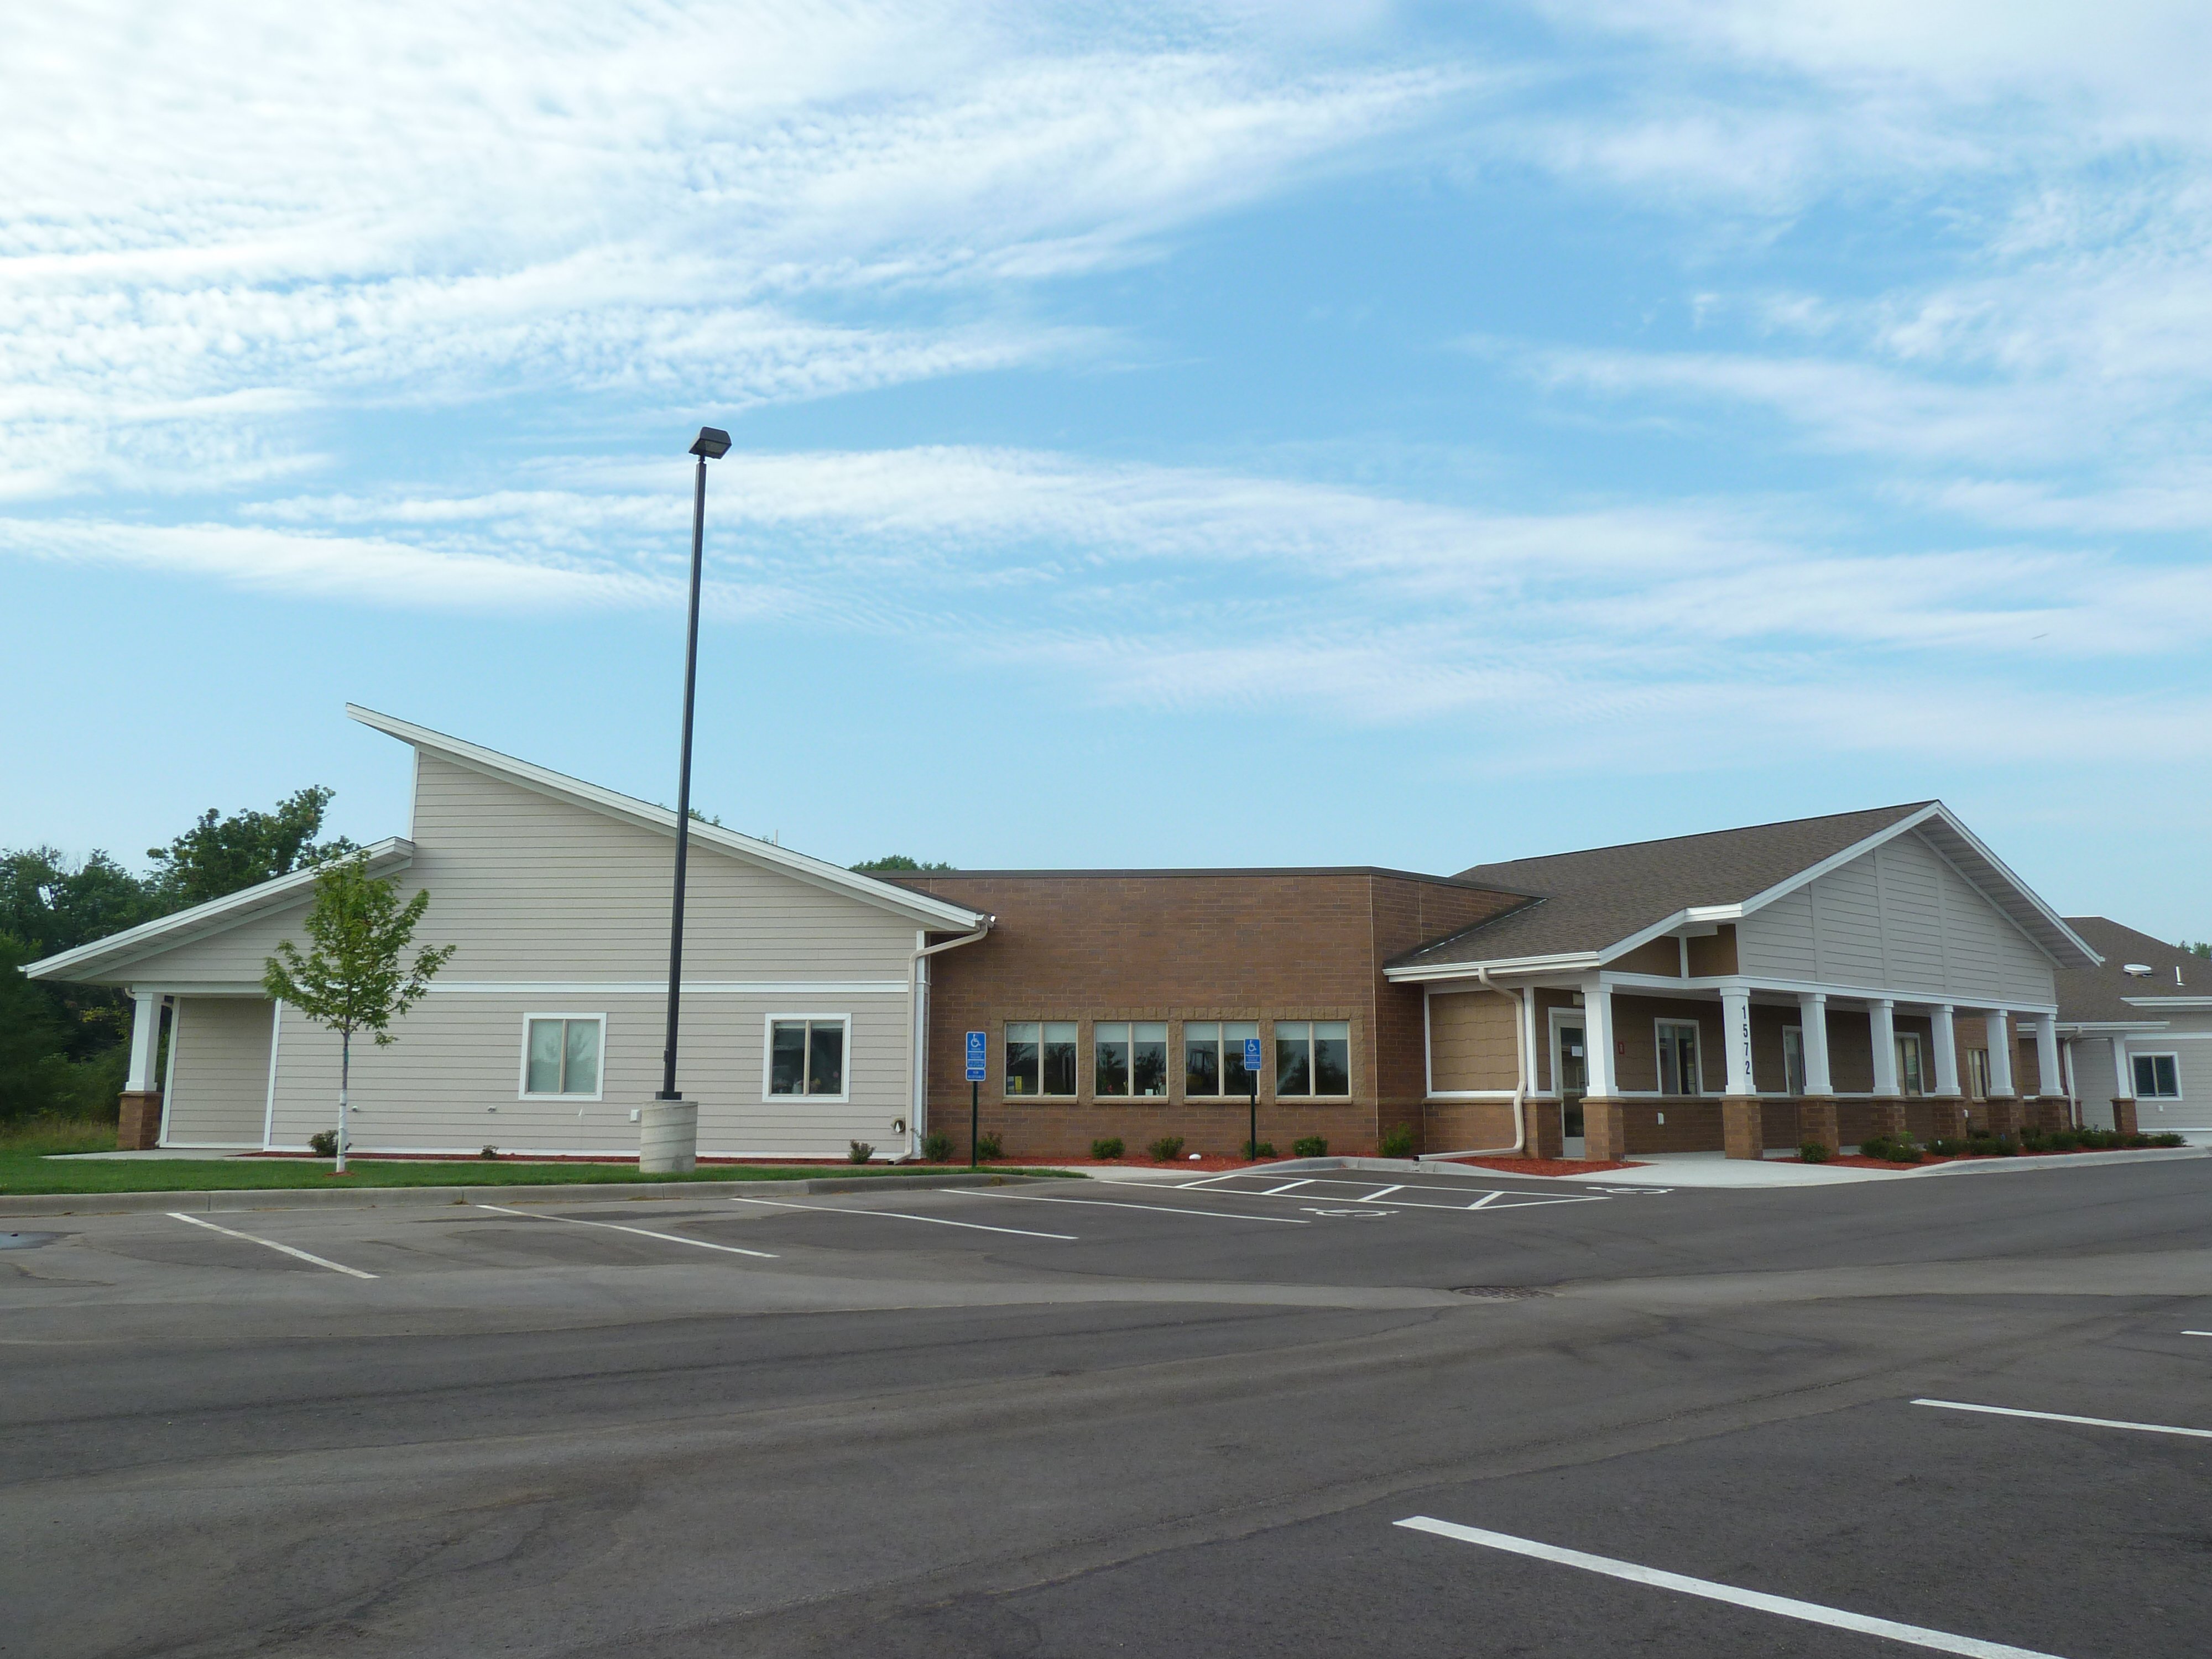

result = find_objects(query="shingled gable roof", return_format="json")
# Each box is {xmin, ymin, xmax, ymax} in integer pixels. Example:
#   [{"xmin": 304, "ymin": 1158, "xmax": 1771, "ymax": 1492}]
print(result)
[
  {"xmin": 1385, "ymin": 801, "xmax": 2098, "ymax": 978},
  {"xmin": 2054, "ymin": 916, "xmax": 2210, "ymax": 1026}
]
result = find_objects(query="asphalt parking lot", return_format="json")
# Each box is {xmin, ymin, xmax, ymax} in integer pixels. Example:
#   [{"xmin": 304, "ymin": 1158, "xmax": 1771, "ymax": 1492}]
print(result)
[{"xmin": 3, "ymin": 1159, "xmax": 2208, "ymax": 1657}]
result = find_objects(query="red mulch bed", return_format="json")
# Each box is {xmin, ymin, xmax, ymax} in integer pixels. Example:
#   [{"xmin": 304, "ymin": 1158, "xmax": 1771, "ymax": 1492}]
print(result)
[{"xmin": 1429, "ymin": 1155, "xmax": 1642, "ymax": 1176}]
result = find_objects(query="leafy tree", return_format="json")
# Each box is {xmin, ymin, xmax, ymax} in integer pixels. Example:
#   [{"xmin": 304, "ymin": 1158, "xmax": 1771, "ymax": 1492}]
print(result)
[
  {"xmin": 148, "ymin": 786, "xmax": 355, "ymax": 909},
  {"xmin": 0, "ymin": 848, "xmax": 160, "ymax": 1065},
  {"xmin": 262, "ymin": 855, "xmax": 454, "ymax": 1172},
  {"xmin": 851, "ymin": 855, "xmax": 956, "ymax": 872},
  {"xmin": 2184, "ymin": 941, "xmax": 2211, "ymax": 961}
]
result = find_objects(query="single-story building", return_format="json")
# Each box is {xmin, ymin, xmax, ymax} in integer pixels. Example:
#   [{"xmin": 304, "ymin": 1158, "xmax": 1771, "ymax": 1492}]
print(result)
[
  {"xmin": 2054, "ymin": 918, "xmax": 2212, "ymax": 1142},
  {"xmin": 25, "ymin": 708, "xmax": 2116, "ymax": 1162}
]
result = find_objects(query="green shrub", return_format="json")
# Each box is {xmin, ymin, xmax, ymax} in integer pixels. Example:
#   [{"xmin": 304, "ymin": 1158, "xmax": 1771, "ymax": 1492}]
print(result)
[
  {"xmin": 2043, "ymin": 1129, "xmax": 2080, "ymax": 1151},
  {"xmin": 1887, "ymin": 1137, "xmax": 1924, "ymax": 1164},
  {"xmin": 308, "ymin": 1129, "xmax": 338, "ymax": 1156},
  {"xmin": 1798, "ymin": 1140, "xmax": 1832, "ymax": 1163},
  {"xmin": 1240, "ymin": 1140, "xmax": 1276, "ymax": 1160},
  {"xmin": 1292, "ymin": 1135, "xmax": 1329, "ymax": 1158},
  {"xmin": 1858, "ymin": 1134, "xmax": 1891, "ymax": 1161},
  {"xmin": 480, "ymin": 1145, "xmax": 500, "ymax": 1160},
  {"xmin": 974, "ymin": 1131, "xmax": 1004, "ymax": 1161},
  {"xmin": 1147, "ymin": 1135, "xmax": 1185, "ymax": 1162},
  {"xmin": 1928, "ymin": 1135, "xmax": 1963, "ymax": 1155},
  {"xmin": 921, "ymin": 1130, "xmax": 954, "ymax": 1162},
  {"xmin": 2150, "ymin": 1131, "xmax": 2186, "ymax": 1147},
  {"xmin": 2019, "ymin": 1130, "xmax": 2047, "ymax": 1152},
  {"xmin": 848, "ymin": 1140, "xmax": 874, "ymax": 1164},
  {"xmin": 1089, "ymin": 1136, "xmax": 1124, "ymax": 1160},
  {"xmin": 1378, "ymin": 1123, "xmax": 1416, "ymax": 1159}
]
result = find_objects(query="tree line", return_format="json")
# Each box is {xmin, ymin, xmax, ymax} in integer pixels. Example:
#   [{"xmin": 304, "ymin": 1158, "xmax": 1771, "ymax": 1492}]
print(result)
[{"xmin": 1, "ymin": 788, "xmax": 354, "ymax": 1123}]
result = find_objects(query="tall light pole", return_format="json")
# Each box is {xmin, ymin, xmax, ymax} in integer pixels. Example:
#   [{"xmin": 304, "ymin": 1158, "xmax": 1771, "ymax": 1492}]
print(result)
[{"xmin": 643, "ymin": 425, "xmax": 729, "ymax": 1173}]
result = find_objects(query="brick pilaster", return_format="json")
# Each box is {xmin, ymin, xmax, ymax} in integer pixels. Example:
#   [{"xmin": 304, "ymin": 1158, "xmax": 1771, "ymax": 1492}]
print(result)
[
  {"xmin": 1724, "ymin": 1095, "xmax": 1767, "ymax": 1159},
  {"xmin": 1522, "ymin": 1097, "xmax": 1563, "ymax": 1160},
  {"xmin": 1583, "ymin": 1098, "xmax": 1626, "ymax": 1162},
  {"xmin": 2112, "ymin": 1098, "xmax": 2139, "ymax": 1136},
  {"xmin": 116, "ymin": 1091, "xmax": 163, "ymax": 1151}
]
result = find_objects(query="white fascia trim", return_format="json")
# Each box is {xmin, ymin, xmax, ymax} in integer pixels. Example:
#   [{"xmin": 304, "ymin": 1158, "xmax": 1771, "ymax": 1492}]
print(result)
[
  {"xmin": 2121, "ymin": 997, "xmax": 2212, "ymax": 1010},
  {"xmin": 128, "ymin": 983, "xmax": 273, "ymax": 997},
  {"xmin": 1598, "ymin": 969, "xmax": 2059, "ymax": 1015},
  {"xmin": 25, "ymin": 840, "xmax": 415, "ymax": 982},
  {"xmin": 1385, "ymin": 952, "xmax": 1603, "ymax": 983},
  {"xmin": 2058, "ymin": 1020, "xmax": 2169, "ymax": 1034},
  {"xmin": 346, "ymin": 704, "xmax": 987, "ymax": 935},
  {"xmin": 429, "ymin": 980, "xmax": 911, "ymax": 995},
  {"xmin": 1915, "ymin": 808, "xmax": 2101, "ymax": 968}
]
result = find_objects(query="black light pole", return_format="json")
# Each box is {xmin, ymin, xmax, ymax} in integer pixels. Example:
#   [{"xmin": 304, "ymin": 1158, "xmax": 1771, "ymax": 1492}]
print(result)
[{"xmin": 659, "ymin": 426, "xmax": 732, "ymax": 1103}]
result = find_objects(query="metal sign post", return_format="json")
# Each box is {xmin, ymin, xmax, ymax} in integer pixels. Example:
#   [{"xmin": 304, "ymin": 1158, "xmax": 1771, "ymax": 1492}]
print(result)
[
  {"xmin": 1244, "ymin": 1035, "xmax": 1263, "ymax": 1161},
  {"xmin": 965, "ymin": 1031, "xmax": 988, "ymax": 1168}
]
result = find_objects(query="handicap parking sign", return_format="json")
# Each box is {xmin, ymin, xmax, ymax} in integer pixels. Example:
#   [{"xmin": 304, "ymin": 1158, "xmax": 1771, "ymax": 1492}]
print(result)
[
  {"xmin": 1244, "ymin": 1036, "xmax": 1263, "ymax": 1073},
  {"xmin": 965, "ymin": 1030, "xmax": 988, "ymax": 1082}
]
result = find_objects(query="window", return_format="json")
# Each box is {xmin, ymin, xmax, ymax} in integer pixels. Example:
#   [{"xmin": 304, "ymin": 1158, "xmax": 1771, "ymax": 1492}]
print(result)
[
  {"xmin": 1967, "ymin": 1048, "xmax": 1991, "ymax": 1100},
  {"xmin": 1782, "ymin": 1026, "xmax": 1805, "ymax": 1095},
  {"xmin": 1184, "ymin": 1020, "xmax": 1258, "ymax": 1097},
  {"xmin": 1004, "ymin": 1021, "xmax": 1076, "ymax": 1096},
  {"xmin": 768, "ymin": 1018, "xmax": 846, "ymax": 1097},
  {"xmin": 1095, "ymin": 1021, "xmax": 1169, "ymax": 1097},
  {"xmin": 1656, "ymin": 1020, "xmax": 1702, "ymax": 1095},
  {"xmin": 1276, "ymin": 1020, "xmax": 1351, "ymax": 1096},
  {"xmin": 523, "ymin": 1016, "xmax": 602, "ymax": 1098},
  {"xmin": 2134, "ymin": 1053, "xmax": 2182, "ymax": 1100},
  {"xmin": 1896, "ymin": 1033, "xmax": 1926, "ymax": 1097}
]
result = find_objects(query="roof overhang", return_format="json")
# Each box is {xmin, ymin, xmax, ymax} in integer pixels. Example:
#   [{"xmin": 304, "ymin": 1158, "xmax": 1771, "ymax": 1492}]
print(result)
[
  {"xmin": 1385, "ymin": 951, "xmax": 1601, "ymax": 984},
  {"xmin": 347, "ymin": 705, "xmax": 988, "ymax": 935},
  {"xmin": 24, "ymin": 838, "xmax": 416, "ymax": 985},
  {"xmin": 2121, "ymin": 997, "xmax": 2212, "ymax": 1010}
]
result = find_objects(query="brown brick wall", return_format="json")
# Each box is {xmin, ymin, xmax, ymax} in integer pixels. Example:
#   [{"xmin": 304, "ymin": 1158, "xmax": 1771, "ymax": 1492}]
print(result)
[{"xmin": 892, "ymin": 872, "xmax": 1522, "ymax": 1161}]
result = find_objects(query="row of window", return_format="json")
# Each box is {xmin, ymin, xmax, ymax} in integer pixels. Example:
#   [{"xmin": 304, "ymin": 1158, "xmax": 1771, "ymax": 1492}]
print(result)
[
  {"xmin": 1002, "ymin": 1019, "xmax": 1351, "ymax": 1099},
  {"xmin": 520, "ymin": 1015, "xmax": 846, "ymax": 1100}
]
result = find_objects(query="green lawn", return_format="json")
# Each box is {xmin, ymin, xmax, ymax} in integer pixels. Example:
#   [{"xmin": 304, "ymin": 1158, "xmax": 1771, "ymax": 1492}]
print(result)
[{"xmin": 0, "ymin": 1120, "xmax": 1071, "ymax": 1196}]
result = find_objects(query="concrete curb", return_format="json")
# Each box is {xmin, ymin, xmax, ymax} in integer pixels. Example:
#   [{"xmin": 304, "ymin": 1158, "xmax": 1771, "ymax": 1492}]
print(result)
[
  {"xmin": 1899, "ymin": 1145, "xmax": 2209, "ymax": 1178},
  {"xmin": 0, "ymin": 1170, "xmax": 1071, "ymax": 1219}
]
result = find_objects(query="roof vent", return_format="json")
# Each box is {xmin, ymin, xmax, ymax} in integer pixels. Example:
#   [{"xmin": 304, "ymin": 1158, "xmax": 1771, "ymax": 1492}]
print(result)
[{"xmin": 2122, "ymin": 963, "xmax": 2153, "ymax": 978}]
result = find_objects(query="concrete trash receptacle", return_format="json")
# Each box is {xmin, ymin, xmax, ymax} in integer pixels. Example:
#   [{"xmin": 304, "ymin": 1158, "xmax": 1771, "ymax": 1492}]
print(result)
[{"xmin": 640, "ymin": 1099, "xmax": 700, "ymax": 1173}]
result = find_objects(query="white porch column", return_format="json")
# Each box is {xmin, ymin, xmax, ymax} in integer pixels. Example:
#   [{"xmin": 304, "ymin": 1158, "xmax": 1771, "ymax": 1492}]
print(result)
[
  {"xmin": 2111, "ymin": 1034, "xmax": 2134, "ymax": 1100},
  {"xmin": 2031, "ymin": 1014, "xmax": 2061, "ymax": 1099},
  {"xmin": 1984, "ymin": 1009, "xmax": 2015, "ymax": 1095},
  {"xmin": 125, "ymin": 990, "xmax": 163, "ymax": 1092},
  {"xmin": 1930, "ymin": 1005, "xmax": 1961, "ymax": 1095},
  {"xmin": 1869, "ymin": 999, "xmax": 1900, "ymax": 1095},
  {"xmin": 1720, "ymin": 987, "xmax": 1755, "ymax": 1095},
  {"xmin": 1796, "ymin": 992, "xmax": 1833, "ymax": 1093},
  {"xmin": 1583, "ymin": 982, "xmax": 1618, "ymax": 1096}
]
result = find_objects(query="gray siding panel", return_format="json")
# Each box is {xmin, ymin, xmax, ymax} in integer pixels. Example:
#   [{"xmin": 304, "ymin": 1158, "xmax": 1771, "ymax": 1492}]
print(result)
[
  {"xmin": 1738, "ymin": 889, "xmax": 1816, "ymax": 979},
  {"xmin": 165, "ymin": 997, "xmax": 272, "ymax": 1147}
]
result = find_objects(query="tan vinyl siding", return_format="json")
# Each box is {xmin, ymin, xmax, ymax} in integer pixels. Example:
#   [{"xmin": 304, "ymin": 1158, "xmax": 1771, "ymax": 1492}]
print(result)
[
  {"xmin": 267, "ymin": 991, "xmax": 912, "ymax": 1156},
  {"xmin": 165, "ymin": 997, "xmax": 273, "ymax": 1147},
  {"xmin": 112, "ymin": 898, "xmax": 318, "ymax": 984},
  {"xmin": 1426, "ymin": 989, "xmax": 1517, "ymax": 1092},
  {"xmin": 1735, "ymin": 830, "xmax": 2057, "ymax": 1005}
]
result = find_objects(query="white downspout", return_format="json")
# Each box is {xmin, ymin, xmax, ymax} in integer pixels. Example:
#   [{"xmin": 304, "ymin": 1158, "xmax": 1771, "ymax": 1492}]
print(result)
[
  {"xmin": 1417, "ymin": 966, "xmax": 1530, "ymax": 1162},
  {"xmin": 899, "ymin": 919, "xmax": 992, "ymax": 1161}
]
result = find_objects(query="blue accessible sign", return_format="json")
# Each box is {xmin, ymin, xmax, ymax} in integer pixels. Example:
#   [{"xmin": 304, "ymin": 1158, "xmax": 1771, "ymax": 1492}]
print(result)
[
  {"xmin": 965, "ymin": 1031, "xmax": 989, "ymax": 1083},
  {"xmin": 1244, "ymin": 1036, "xmax": 1264, "ymax": 1074}
]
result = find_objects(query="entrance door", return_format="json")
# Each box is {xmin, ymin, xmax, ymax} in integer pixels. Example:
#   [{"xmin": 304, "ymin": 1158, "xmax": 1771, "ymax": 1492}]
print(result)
[{"xmin": 1556, "ymin": 1021, "xmax": 1587, "ymax": 1152}]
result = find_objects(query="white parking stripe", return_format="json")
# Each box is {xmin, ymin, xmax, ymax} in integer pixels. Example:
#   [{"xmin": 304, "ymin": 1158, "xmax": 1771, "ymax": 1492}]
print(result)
[
  {"xmin": 1396, "ymin": 1517, "xmax": 2067, "ymax": 1659},
  {"xmin": 1259, "ymin": 1178, "xmax": 1314, "ymax": 1196},
  {"xmin": 474, "ymin": 1203, "xmax": 777, "ymax": 1258},
  {"xmin": 938, "ymin": 1188, "xmax": 1310, "ymax": 1224},
  {"xmin": 1357, "ymin": 1185, "xmax": 1404, "ymax": 1203},
  {"xmin": 726, "ymin": 1194, "xmax": 1074, "ymax": 1240},
  {"xmin": 1912, "ymin": 1399, "xmax": 2212, "ymax": 1440},
  {"xmin": 2183, "ymin": 1331, "xmax": 2212, "ymax": 1337},
  {"xmin": 167, "ymin": 1212, "xmax": 376, "ymax": 1279},
  {"xmin": 1465, "ymin": 1191, "xmax": 1505, "ymax": 1211}
]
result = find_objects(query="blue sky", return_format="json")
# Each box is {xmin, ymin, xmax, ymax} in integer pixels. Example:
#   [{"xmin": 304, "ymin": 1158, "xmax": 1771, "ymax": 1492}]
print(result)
[{"xmin": 7, "ymin": 2, "xmax": 2211, "ymax": 937}]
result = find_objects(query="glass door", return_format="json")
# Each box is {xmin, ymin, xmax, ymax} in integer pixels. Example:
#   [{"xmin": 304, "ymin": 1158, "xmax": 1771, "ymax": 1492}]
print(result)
[{"xmin": 1556, "ymin": 1022, "xmax": 1587, "ymax": 1146}]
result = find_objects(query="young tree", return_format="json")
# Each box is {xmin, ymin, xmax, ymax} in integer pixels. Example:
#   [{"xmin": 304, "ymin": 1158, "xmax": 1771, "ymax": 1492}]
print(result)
[{"xmin": 262, "ymin": 855, "xmax": 453, "ymax": 1173}]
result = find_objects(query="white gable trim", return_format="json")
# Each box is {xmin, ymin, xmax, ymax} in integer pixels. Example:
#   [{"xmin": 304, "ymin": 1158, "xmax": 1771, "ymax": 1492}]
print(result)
[
  {"xmin": 24, "ymin": 839, "xmax": 415, "ymax": 982},
  {"xmin": 1589, "ymin": 806, "xmax": 2096, "ymax": 973},
  {"xmin": 347, "ymin": 705, "xmax": 987, "ymax": 934}
]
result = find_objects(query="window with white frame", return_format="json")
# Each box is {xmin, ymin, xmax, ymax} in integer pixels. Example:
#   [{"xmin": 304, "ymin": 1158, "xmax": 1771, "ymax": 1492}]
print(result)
[
  {"xmin": 1094, "ymin": 1022, "xmax": 1168, "ymax": 1097},
  {"xmin": 1275, "ymin": 1020, "xmax": 1350, "ymax": 1096},
  {"xmin": 1896, "ymin": 1032, "xmax": 1926, "ymax": 1097},
  {"xmin": 2133, "ymin": 1053, "xmax": 2182, "ymax": 1099},
  {"xmin": 1656, "ymin": 1019, "xmax": 1702, "ymax": 1095},
  {"xmin": 1004, "ymin": 1021, "xmax": 1076, "ymax": 1097},
  {"xmin": 522, "ymin": 1016, "xmax": 603, "ymax": 1098},
  {"xmin": 1184, "ymin": 1020, "xmax": 1258, "ymax": 1098},
  {"xmin": 768, "ymin": 1017, "xmax": 847, "ymax": 1098}
]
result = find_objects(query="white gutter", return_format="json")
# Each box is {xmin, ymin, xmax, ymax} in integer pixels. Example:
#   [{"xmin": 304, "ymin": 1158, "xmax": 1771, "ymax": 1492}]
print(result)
[
  {"xmin": 898, "ymin": 920, "xmax": 993, "ymax": 1161},
  {"xmin": 1417, "ymin": 966, "xmax": 1530, "ymax": 1164}
]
